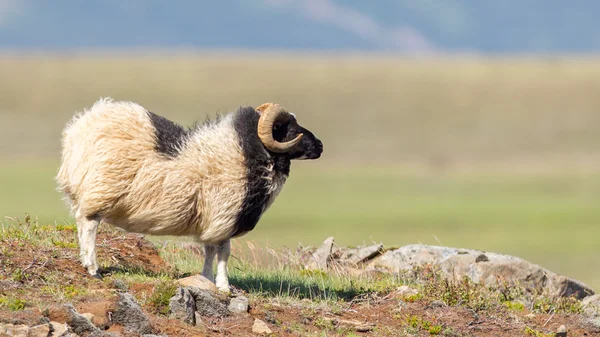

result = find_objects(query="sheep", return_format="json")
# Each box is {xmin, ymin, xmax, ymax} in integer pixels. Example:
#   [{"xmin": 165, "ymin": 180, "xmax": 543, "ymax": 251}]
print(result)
[{"xmin": 56, "ymin": 98, "xmax": 323, "ymax": 292}]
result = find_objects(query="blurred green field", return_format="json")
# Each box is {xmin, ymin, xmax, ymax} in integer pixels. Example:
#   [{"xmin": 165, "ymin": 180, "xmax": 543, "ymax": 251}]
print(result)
[
  {"xmin": 0, "ymin": 53, "xmax": 599, "ymax": 290},
  {"xmin": 1, "ymin": 161, "xmax": 599, "ymax": 290}
]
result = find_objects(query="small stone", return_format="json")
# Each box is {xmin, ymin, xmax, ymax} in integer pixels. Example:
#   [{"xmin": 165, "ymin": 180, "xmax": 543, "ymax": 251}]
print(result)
[
  {"xmin": 3, "ymin": 324, "xmax": 29, "ymax": 337},
  {"xmin": 396, "ymin": 285, "xmax": 419, "ymax": 298},
  {"xmin": 555, "ymin": 324, "xmax": 567, "ymax": 337},
  {"xmin": 252, "ymin": 319, "xmax": 272, "ymax": 335},
  {"xmin": 49, "ymin": 321, "xmax": 69, "ymax": 337},
  {"xmin": 228, "ymin": 296, "xmax": 249, "ymax": 314},
  {"xmin": 27, "ymin": 323, "xmax": 51, "ymax": 337},
  {"xmin": 176, "ymin": 275, "xmax": 218, "ymax": 292},
  {"xmin": 429, "ymin": 300, "xmax": 446, "ymax": 308},
  {"xmin": 355, "ymin": 325, "xmax": 373, "ymax": 332},
  {"xmin": 305, "ymin": 237, "xmax": 335, "ymax": 270},
  {"xmin": 524, "ymin": 313, "xmax": 536, "ymax": 319},
  {"xmin": 169, "ymin": 287, "xmax": 196, "ymax": 325}
]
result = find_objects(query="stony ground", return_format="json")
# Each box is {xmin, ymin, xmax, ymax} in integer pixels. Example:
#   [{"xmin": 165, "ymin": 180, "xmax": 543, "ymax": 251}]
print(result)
[{"xmin": 1, "ymin": 219, "xmax": 599, "ymax": 336}]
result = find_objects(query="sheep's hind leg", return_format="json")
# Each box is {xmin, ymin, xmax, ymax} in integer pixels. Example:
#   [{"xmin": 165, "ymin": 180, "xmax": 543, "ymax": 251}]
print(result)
[
  {"xmin": 215, "ymin": 239, "xmax": 231, "ymax": 293},
  {"xmin": 76, "ymin": 211, "xmax": 101, "ymax": 278},
  {"xmin": 201, "ymin": 243, "xmax": 217, "ymax": 283}
]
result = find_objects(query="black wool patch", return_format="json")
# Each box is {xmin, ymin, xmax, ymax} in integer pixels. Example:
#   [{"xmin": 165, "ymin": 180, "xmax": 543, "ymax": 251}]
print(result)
[
  {"xmin": 147, "ymin": 111, "xmax": 188, "ymax": 158},
  {"xmin": 231, "ymin": 106, "xmax": 274, "ymax": 237}
]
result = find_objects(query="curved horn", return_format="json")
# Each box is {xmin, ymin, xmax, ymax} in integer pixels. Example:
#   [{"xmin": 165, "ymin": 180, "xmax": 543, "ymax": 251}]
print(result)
[{"xmin": 256, "ymin": 103, "xmax": 303, "ymax": 153}]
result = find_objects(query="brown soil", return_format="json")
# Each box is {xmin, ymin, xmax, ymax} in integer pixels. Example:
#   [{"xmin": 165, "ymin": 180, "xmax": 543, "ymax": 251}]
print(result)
[{"xmin": 1, "ymin": 232, "xmax": 598, "ymax": 337}]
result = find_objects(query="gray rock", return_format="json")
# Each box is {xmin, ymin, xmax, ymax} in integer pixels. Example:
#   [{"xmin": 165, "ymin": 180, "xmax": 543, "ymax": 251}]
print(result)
[
  {"xmin": 252, "ymin": 318, "xmax": 272, "ymax": 335},
  {"xmin": 64, "ymin": 304, "xmax": 102, "ymax": 336},
  {"xmin": 112, "ymin": 279, "xmax": 128, "ymax": 292},
  {"xmin": 228, "ymin": 296, "xmax": 249, "ymax": 314},
  {"xmin": 142, "ymin": 335, "xmax": 169, "ymax": 337},
  {"xmin": 187, "ymin": 287, "xmax": 230, "ymax": 318},
  {"xmin": 369, "ymin": 244, "xmax": 594, "ymax": 299},
  {"xmin": 27, "ymin": 323, "xmax": 51, "ymax": 337},
  {"xmin": 583, "ymin": 294, "xmax": 600, "ymax": 316},
  {"xmin": 49, "ymin": 321, "xmax": 69, "ymax": 337},
  {"xmin": 306, "ymin": 236, "xmax": 335, "ymax": 270},
  {"xmin": 111, "ymin": 293, "xmax": 154, "ymax": 334},
  {"xmin": 339, "ymin": 243, "xmax": 383, "ymax": 265},
  {"xmin": 1, "ymin": 324, "xmax": 28, "ymax": 336},
  {"xmin": 169, "ymin": 287, "xmax": 196, "ymax": 325}
]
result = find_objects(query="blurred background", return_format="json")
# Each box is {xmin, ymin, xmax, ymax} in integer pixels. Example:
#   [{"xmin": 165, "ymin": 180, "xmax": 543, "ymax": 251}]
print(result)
[{"xmin": 0, "ymin": 1, "xmax": 599, "ymax": 289}]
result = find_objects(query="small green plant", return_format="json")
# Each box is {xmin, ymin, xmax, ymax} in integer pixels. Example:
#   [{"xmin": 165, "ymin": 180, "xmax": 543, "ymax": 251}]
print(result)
[
  {"xmin": 503, "ymin": 301, "xmax": 525, "ymax": 311},
  {"xmin": 524, "ymin": 326, "xmax": 553, "ymax": 337},
  {"xmin": 402, "ymin": 314, "xmax": 443, "ymax": 335},
  {"xmin": 0, "ymin": 296, "xmax": 26, "ymax": 311},
  {"xmin": 147, "ymin": 279, "xmax": 177, "ymax": 315},
  {"xmin": 51, "ymin": 239, "xmax": 77, "ymax": 249}
]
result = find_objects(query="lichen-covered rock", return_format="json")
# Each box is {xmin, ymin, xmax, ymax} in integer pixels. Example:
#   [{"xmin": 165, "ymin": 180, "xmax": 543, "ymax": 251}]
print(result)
[
  {"xmin": 187, "ymin": 287, "xmax": 230, "ymax": 318},
  {"xmin": 64, "ymin": 304, "xmax": 102, "ymax": 336},
  {"xmin": 369, "ymin": 244, "xmax": 593, "ymax": 299},
  {"xmin": 228, "ymin": 296, "xmax": 249, "ymax": 314},
  {"xmin": 111, "ymin": 293, "xmax": 154, "ymax": 334},
  {"xmin": 169, "ymin": 287, "xmax": 196, "ymax": 325},
  {"xmin": 339, "ymin": 243, "xmax": 383, "ymax": 265},
  {"xmin": 305, "ymin": 236, "xmax": 335, "ymax": 270}
]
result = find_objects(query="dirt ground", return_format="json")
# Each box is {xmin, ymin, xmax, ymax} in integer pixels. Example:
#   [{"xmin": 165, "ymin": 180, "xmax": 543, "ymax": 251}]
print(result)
[{"xmin": 1, "ymin": 232, "xmax": 598, "ymax": 337}]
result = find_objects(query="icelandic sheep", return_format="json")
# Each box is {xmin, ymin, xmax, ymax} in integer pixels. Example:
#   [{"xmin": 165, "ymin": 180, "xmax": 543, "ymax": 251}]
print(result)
[{"xmin": 56, "ymin": 98, "xmax": 323, "ymax": 292}]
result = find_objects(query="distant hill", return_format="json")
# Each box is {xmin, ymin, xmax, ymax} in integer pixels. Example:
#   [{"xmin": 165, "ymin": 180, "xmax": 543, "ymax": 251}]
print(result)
[{"xmin": 1, "ymin": 0, "xmax": 600, "ymax": 53}]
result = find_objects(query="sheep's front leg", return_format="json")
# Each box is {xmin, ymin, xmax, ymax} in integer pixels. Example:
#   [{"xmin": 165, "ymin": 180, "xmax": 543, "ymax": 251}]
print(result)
[
  {"xmin": 76, "ymin": 211, "xmax": 101, "ymax": 277},
  {"xmin": 201, "ymin": 243, "xmax": 217, "ymax": 283},
  {"xmin": 215, "ymin": 239, "xmax": 231, "ymax": 293}
]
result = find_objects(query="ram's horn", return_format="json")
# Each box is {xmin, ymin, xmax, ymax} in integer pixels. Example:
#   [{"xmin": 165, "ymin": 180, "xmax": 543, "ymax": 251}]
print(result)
[{"xmin": 256, "ymin": 103, "xmax": 303, "ymax": 153}]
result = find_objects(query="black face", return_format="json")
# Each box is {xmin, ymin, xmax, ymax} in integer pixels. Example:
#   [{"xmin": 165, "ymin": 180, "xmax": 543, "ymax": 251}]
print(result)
[{"xmin": 272, "ymin": 115, "xmax": 323, "ymax": 160}]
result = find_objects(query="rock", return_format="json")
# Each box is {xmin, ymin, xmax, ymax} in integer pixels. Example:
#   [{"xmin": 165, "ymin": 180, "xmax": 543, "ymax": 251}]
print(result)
[
  {"xmin": 187, "ymin": 287, "xmax": 229, "ymax": 318},
  {"xmin": 228, "ymin": 296, "xmax": 249, "ymax": 314},
  {"xmin": 169, "ymin": 287, "xmax": 197, "ymax": 325},
  {"xmin": 111, "ymin": 293, "xmax": 154, "ymax": 334},
  {"xmin": 555, "ymin": 324, "xmax": 567, "ymax": 337},
  {"xmin": 27, "ymin": 324, "xmax": 51, "ymax": 337},
  {"xmin": 1, "ymin": 324, "xmax": 29, "ymax": 336},
  {"xmin": 305, "ymin": 236, "xmax": 335, "ymax": 270},
  {"xmin": 252, "ymin": 319, "xmax": 272, "ymax": 335},
  {"xmin": 369, "ymin": 244, "xmax": 594, "ymax": 299},
  {"xmin": 339, "ymin": 243, "xmax": 383, "ymax": 265},
  {"xmin": 392, "ymin": 285, "xmax": 419, "ymax": 300},
  {"xmin": 583, "ymin": 294, "xmax": 600, "ymax": 316},
  {"xmin": 429, "ymin": 300, "xmax": 446, "ymax": 308},
  {"xmin": 176, "ymin": 275, "xmax": 217, "ymax": 292},
  {"xmin": 112, "ymin": 279, "xmax": 128, "ymax": 292},
  {"xmin": 64, "ymin": 304, "xmax": 101, "ymax": 336},
  {"xmin": 80, "ymin": 313, "xmax": 95, "ymax": 322},
  {"xmin": 49, "ymin": 321, "xmax": 68, "ymax": 337}
]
